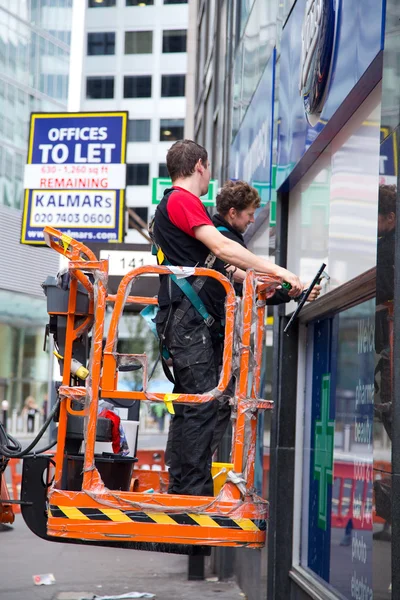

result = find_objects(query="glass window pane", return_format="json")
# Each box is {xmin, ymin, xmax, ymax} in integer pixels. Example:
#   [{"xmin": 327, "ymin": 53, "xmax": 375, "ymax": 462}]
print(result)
[
  {"xmin": 127, "ymin": 119, "xmax": 151, "ymax": 142},
  {"xmin": 86, "ymin": 76, "xmax": 114, "ymax": 99},
  {"xmin": 287, "ymin": 90, "xmax": 381, "ymax": 289},
  {"xmin": 162, "ymin": 30, "xmax": 187, "ymax": 53},
  {"xmin": 161, "ymin": 74, "xmax": 185, "ymax": 97},
  {"xmin": 88, "ymin": 0, "xmax": 116, "ymax": 7},
  {"xmin": 125, "ymin": 31, "xmax": 153, "ymax": 54},
  {"xmin": 239, "ymin": 0, "xmax": 256, "ymax": 36},
  {"xmin": 126, "ymin": 0, "xmax": 154, "ymax": 5},
  {"xmin": 124, "ymin": 75, "xmax": 152, "ymax": 98},
  {"xmin": 87, "ymin": 32, "xmax": 115, "ymax": 55},
  {"xmin": 158, "ymin": 163, "xmax": 169, "ymax": 178},
  {"xmin": 5, "ymin": 150, "xmax": 13, "ymax": 183},
  {"xmin": 301, "ymin": 303, "xmax": 375, "ymax": 597},
  {"xmin": 133, "ymin": 207, "xmax": 149, "ymax": 222},
  {"xmin": 126, "ymin": 164, "xmax": 149, "ymax": 186},
  {"xmin": 159, "ymin": 118, "xmax": 184, "ymax": 141},
  {"xmin": 164, "ymin": 0, "xmax": 187, "ymax": 4}
]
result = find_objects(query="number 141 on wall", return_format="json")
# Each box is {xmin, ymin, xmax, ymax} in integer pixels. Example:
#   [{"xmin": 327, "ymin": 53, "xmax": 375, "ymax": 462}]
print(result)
[
  {"xmin": 100, "ymin": 250, "xmax": 155, "ymax": 276},
  {"xmin": 121, "ymin": 256, "xmax": 143, "ymax": 270}
]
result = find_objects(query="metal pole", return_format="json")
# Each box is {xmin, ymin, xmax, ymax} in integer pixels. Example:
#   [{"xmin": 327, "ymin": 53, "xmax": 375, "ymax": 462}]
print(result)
[
  {"xmin": 1, "ymin": 399, "xmax": 9, "ymax": 430},
  {"xmin": 188, "ymin": 555, "xmax": 205, "ymax": 581}
]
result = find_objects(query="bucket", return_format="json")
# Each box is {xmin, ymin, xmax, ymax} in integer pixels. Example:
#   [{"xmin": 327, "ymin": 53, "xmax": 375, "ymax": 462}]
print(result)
[
  {"xmin": 64, "ymin": 453, "xmax": 136, "ymax": 491},
  {"xmin": 211, "ymin": 462, "xmax": 233, "ymax": 495}
]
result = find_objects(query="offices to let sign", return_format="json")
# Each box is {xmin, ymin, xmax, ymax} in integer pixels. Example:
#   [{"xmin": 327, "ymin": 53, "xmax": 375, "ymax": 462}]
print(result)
[{"xmin": 21, "ymin": 111, "xmax": 128, "ymax": 245}]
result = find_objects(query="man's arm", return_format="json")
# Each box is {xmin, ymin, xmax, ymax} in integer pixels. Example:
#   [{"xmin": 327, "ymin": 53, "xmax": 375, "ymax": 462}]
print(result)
[
  {"xmin": 228, "ymin": 268, "xmax": 321, "ymax": 301},
  {"xmin": 194, "ymin": 224, "xmax": 303, "ymax": 296}
]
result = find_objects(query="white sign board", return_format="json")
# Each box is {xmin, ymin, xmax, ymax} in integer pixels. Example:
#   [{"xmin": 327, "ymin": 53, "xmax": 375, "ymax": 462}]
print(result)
[
  {"xmin": 24, "ymin": 163, "xmax": 126, "ymax": 190},
  {"xmin": 30, "ymin": 190, "xmax": 117, "ymax": 229}
]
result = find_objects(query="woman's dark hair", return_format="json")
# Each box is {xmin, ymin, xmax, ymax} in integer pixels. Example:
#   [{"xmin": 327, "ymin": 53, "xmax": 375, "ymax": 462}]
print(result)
[
  {"xmin": 166, "ymin": 139, "xmax": 208, "ymax": 182},
  {"xmin": 216, "ymin": 180, "xmax": 261, "ymax": 216},
  {"xmin": 378, "ymin": 184, "xmax": 397, "ymax": 216}
]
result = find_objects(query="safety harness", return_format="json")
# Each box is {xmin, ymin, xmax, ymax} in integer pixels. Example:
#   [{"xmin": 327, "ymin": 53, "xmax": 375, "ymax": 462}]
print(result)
[
  {"xmin": 154, "ymin": 245, "xmax": 217, "ymax": 328},
  {"xmin": 148, "ymin": 201, "xmax": 226, "ymax": 329},
  {"xmin": 148, "ymin": 199, "xmax": 227, "ymax": 385}
]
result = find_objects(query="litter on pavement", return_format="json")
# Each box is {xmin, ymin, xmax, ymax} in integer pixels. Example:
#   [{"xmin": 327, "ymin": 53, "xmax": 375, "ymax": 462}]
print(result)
[
  {"xmin": 81, "ymin": 593, "xmax": 155, "ymax": 600},
  {"xmin": 32, "ymin": 573, "xmax": 56, "ymax": 585}
]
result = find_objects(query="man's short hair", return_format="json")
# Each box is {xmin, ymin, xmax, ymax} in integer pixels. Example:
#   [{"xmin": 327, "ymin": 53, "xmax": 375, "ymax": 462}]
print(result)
[
  {"xmin": 166, "ymin": 139, "xmax": 208, "ymax": 182},
  {"xmin": 379, "ymin": 184, "xmax": 397, "ymax": 216},
  {"xmin": 216, "ymin": 180, "xmax": 261, "ymax": 216}
]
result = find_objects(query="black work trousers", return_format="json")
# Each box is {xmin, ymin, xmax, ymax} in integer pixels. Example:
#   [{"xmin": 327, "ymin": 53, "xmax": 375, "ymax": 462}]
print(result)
[{"xmin": 157, "ymin": 301, "xmax": 224, "ymax": 496}]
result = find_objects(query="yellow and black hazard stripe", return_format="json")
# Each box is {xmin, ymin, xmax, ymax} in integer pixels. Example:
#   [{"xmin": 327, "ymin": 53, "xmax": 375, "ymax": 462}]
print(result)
[{"xmin": 49, "ymin": 506, "xmax": 266, "ymax": 532}]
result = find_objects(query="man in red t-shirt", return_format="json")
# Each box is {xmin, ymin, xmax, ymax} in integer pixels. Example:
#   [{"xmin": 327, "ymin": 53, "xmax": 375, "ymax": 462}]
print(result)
[{"xmin": 153, "ymin": 140, "xmax": 303, "ymax": 497}]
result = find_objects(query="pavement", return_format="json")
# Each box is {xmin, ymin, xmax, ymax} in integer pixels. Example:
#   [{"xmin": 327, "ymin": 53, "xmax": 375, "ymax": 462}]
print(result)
[
  {"xmin": 2, "ymin": 432, "xmax": 243, "ymax": 600},
  {"xmin": 0, "ymin": 515, "xmax": 243, "ymax": 600}
]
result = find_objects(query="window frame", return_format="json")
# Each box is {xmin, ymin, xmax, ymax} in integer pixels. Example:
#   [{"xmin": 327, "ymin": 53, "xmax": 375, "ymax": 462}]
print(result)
[
  {"xmin": 88, "ymin": 0, "xmax": 116, "ymax": 7},
  {"xmin": 159, "ymin": 118, "xmax": 185, "ymax": 141},
  {"xmin": 161, "ymin": 74, "xmax": 186, "ymax": 98},
  {"xmin": 127, "ymin": 119, "xmax": 151, "ymax": 142},
  {"xmin": 126, "ymin": 163, "xmax": 150, "ymax": 186},
  {"xmin": 158, "ymin": 163, "xmax": 170, "ymax": 178},
  {"xmin": 87, "ymin": 32, "xmax": 116, "ymax": 56},
  {"xmin": 162, "ymin": 29, "xmax": 187, "ymax": 53},
  {"xmin": 124, "ymin": 30, "xmax": 153, "ymax": 55},
  {"xmin": 126, "ymin": 0, "xmax": 154, "ymax": 5},
  {"xmin": 86, "ymin": 76, "xmax": 114, "ymax": 99},
  {"xmin": 123, "ymin": 75, "xmax": 152, "ymax": 99}
]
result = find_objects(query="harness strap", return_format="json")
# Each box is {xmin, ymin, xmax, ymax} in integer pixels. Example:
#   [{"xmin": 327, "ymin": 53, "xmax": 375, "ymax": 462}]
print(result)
[
  {"xmin": 173, "ymin": 276, "xmax": 214, "ymax": 328},
  {"xmin": 153, "ymin": 242, "xmax": 215, "ymax": 327},
  {"xmin": 164, "ymin": 258, "xmax": 215, "ymax": 327}
]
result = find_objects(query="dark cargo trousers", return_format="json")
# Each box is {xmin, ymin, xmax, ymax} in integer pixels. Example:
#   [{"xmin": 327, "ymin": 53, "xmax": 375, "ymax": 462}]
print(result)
[{"xmin": 156, "ymin": 301, "xmax": 226, "ymax": 496}]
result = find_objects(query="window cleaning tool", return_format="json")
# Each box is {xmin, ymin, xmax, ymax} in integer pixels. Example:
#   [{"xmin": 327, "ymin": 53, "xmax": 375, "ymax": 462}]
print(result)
[{"xmin": 283, "ymin": 263, "xmax": 330, "ymax": 334}]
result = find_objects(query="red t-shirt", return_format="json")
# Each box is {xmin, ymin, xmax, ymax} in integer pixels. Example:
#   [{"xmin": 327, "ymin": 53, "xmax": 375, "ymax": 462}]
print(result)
[{"xmin": 166, "ymin": 186, "xmax": 213, "ymax": 237}]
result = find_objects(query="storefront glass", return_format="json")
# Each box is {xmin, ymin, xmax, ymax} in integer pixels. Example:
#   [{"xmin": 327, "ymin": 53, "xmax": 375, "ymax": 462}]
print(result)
[
  {"xmin": 371, "ymin": 0, "xmax": 400, "ymax": 591},
  {"xmin": 287, "ymin": 87, "xmax": 381, "ymax": 288},
  {"xmin": 301, "ymin": 301, "xmax": 375, "ymax": 598},
  {"xmin": 373, "ymin": 178, "xmax": 394, "ymax": 598},
  {"xmin": 290, "ymin": 82, "xmax": 397, "ymax": 597}
]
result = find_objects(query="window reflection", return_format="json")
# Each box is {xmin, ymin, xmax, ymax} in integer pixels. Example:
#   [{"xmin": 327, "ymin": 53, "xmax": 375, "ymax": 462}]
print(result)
[
  {"xmin": 287, "ymin": 88, "xmax": 381, "ymax": 289},
  {"xmin": 0, "ymin": 4, "xmax": 72, "ymax": 210},
  {"xmin": 233, "ymin": 0, "xmax": 277, "ymax": 139},
  {"xmin": 372, "ymin": 177, "xmax": 397, "ymax": 590}
]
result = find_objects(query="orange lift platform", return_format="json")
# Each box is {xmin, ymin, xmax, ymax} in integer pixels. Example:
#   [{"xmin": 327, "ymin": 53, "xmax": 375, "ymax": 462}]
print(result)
[{"xmin": 16, "ymin": 226, "xmax": 282, "ymax": 552}]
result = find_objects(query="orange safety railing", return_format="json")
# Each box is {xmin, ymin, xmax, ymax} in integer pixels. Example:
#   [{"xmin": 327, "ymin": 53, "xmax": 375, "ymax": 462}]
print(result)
[
  {"xmin": 37, "ymin": 226, "xmax": 280, "ymax": 549},
  {"xmin": 9, "ymin": 459, "xmax": 22, "ymax": 514}
]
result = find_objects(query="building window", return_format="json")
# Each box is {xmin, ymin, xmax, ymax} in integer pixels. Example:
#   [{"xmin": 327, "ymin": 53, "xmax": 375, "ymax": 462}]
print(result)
[
  {"xmin": 162, "ymin": 30, "xmax": 187, "ymax": 53},
  {"xmin": 125, "ymin": 31, "xmax": 153, "ymax": 54},
  {"xmin": 88, "ymin": 0, "xmax": 116, "ymax": 7},
  {"xmin": 124, "ymin": 76, "xmax": 152, "ymax": 98},
  {"xmin": 126, "ymin": 0, "xmax": 154, "ymax": 5},
  {"xmin": 87, "ymin": 32, "xmax": 115, "ymax": 55},
  {"xmin": 163, "ymin": 0, "xmax": 187, "ymax": 3},
  {"xmin": 133, "ymin": 207, "xmax": 149, "ymax": 223},
  {"xmin": 158, "ymin": 163, "xmax": 169, "ymax": 178},
  {"xmin": 127, "ymin": 164, "xmax": 149, "ymax": 186},
  {"xmin": 86, "ymin": 77, "xmax": 114, "ymax": 99},
  {"xmin": 161, "ymin": 75, "xmax": 185, "ymax": 97},
  {"xmin": 127, "ymin": 119, "xmax": 151, "ymax": 142},
  {"xmin": 160, "ymin": 119, "xmax": 184, "ymax": 141}
]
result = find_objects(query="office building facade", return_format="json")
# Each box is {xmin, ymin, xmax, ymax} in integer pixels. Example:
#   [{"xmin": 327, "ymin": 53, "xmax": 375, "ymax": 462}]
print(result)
[{"xmin": 79, "ymin": 0, "xmax": 188, "ymax": 244}]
